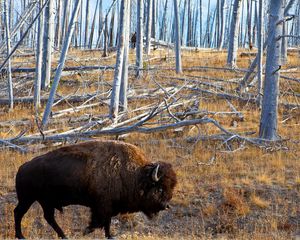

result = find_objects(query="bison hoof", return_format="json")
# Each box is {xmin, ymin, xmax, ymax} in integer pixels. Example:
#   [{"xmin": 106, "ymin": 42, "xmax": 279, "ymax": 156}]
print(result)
[
  {"xmin": 107, "ymin": 236, "xmax": 116, "ymax": 240},
  {"xmin": 15, "ymin": 234, "xmax": 25, "ymax": 239},
  {"xmin": 83, "ymin": 226, "xmax": 94, "ymax": 235}
]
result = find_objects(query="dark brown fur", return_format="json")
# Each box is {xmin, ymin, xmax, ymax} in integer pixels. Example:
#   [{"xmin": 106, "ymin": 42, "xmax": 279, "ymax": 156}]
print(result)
[
  {"xmin": 130, "ymin": 32, "xmax": 136, "ymax": 48},
  {"xmin": 14, "ymin": 140, "xmax": 177, "ymax": 239}
]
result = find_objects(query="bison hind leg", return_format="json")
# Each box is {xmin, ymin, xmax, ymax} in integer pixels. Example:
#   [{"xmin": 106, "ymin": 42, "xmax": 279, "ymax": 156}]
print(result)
[
  {"xmin": 84, "ymin": 209, "xmax": 113, "ymax": 239},
  {"xmin": 40, "ymin": 204, "xmax": 67, "ymax": 239},
  {"xmin": 14, "ymin": 200, "xmax": 34, "ymax": 239},
  {"xmin": 83, "ymin": 209, "xmax": 100, "ymax": 235}
]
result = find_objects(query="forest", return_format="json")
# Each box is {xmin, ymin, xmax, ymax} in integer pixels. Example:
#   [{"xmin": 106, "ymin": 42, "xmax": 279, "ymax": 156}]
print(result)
[{"xmin": 0, "ymin": 0, "xmax": 299, "ymax": 239}]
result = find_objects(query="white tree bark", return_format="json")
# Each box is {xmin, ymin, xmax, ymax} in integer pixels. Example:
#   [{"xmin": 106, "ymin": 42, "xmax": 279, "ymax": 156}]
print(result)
[
  {"xmin": 136, "ymin": 0, "xmax": 143, "ymax": 78},
  {"xmin": 173, "ymin": 0, "xmax": 182, "ymax": 74},
  {"xmin": 120, "ymin": 0, "xmax": 131, "ymax": 112},
  {"xmin": 110, "ymin": 0, "xmax": 127, "ymax": 121},
  {"xmin": 84, "ymin": 0, "xmax": 90, "ymax": 47},
  {"xmin": 109, "ymin": 5, "xmax": 116, "ymax": 47},
  {"xmin": 145, "ymin": 0, "xmax": 153, "ymax": 54},
  {"xmin": 160, "ymin": 0, "xmax": 168, "ymax": 41},
  {"xmin": 55, "ymin": 0, "xmax": 62, "ymax": 48},
  {"xmin": 34, "ymin": 0, "xmax": 44, "ymax": 109},
  {"xmin": 259, "ymin": 0, "xmax": 284, "ymax": 140},
  {"xmin": 257, "ymin": 0, "xmax": 264, "ymax": 108},
  {"xmin": 88, "ymin": 0, "xmax": 99, "ymax": 49},
  {"xmin": 227, "ymin": 0, "xmax": 242, "ymax": 68},
  {"xmin": 199, "ymin": 0, "xmax": 202, "ymax": 46},
  {"xmin": 186, "ymin": 0, "xmax": 192, "ymax": 46},
  {"xmin": 218, "ymin": 0, "xmax": 226, "ymax": 49},
  {"xmin": 281, "ymin": 0, "xmax": 288, "ymax": 64},
  {"xmin": 42, "ymin": 0, "xmax": 82, "ymax": 128},
  {"xmin": 151, "ymin": 0, "xmax": 156, "ymax": 38},
  {"xmin": 61, "ymin": 0, "xmax": 70, "ymax": 47},
  {"xmin": 41, "ymin": 0, "xmax": 54, "ymax": 89},
  {"xmin": 4, "ymin": 0, "xmax": 13, "ymax": 109}
]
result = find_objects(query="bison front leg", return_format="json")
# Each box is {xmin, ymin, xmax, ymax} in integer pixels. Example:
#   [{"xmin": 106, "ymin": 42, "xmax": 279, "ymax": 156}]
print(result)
[{"xmin": 103, "ymin": 217, "xmax": 113, "ymax": 239}]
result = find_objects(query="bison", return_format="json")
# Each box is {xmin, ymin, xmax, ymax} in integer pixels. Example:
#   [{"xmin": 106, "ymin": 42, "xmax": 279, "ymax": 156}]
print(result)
[{"xmin": 14, "ymin": 140, "xmax": 177, "ymax": 239}]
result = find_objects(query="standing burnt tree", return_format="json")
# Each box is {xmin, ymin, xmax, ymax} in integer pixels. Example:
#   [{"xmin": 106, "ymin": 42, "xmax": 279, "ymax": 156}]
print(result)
[
  {"xmin": 145, "ymin": 0, "xmax": 153, "ymax": 55},
  {"xmin": 136, "ymin": 0, "xmax": 143, "ymax": 78},
  {"xmin": 41, "ymin": 0, "xmax": 54, "ymax": 89},
  {"xmin": 227, "ymin": 0, "xmax": 242, "ymax": 68},
  {"xmin": 42, "ymin": 0, "xmax": 82, "ymax": 128},
  {"xmin": 4, "ymin": 0, "xmax": 13, "ymax": 109},
  {"xmin": 34, "ymin": 0, "xmax": 45, "ymax": 109},
  {"xmin": 173, "ymin": 0, "xmax": 182, "ymax": 73},
  {"xmin": 259, "ymin": 0, "xmax": 285, "ymax": 140},
  {"xmin": 110, "ymin": 0, "xmax": 130, "ymax": 122}
]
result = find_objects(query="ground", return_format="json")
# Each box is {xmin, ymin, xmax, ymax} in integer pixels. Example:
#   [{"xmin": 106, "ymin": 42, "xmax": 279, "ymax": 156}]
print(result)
[{"xmin": 0, "ymin": 48, "xmax": 299, "ymax": 239}]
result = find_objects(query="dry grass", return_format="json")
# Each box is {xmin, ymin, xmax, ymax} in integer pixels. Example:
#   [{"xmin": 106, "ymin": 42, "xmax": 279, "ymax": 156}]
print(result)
[
  {"xmin": 250, "ymin": 194, "xmax": 270, "ymax": 209},
  {"xmin": 0, "ymin": 48, "xmax": 299, "ymax": 239}
]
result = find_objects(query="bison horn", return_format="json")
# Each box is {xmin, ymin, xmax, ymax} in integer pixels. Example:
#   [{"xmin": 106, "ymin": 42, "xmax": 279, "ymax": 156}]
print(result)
[{"xmin": 152, "ymin": 164, "xmax": 160, "ymax": 182}]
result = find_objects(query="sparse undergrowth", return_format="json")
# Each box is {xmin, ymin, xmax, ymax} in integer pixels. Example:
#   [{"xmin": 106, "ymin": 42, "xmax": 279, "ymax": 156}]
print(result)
[{"xmin": 0, "ymin": 49, "xmax": 299, "ymax": 239}]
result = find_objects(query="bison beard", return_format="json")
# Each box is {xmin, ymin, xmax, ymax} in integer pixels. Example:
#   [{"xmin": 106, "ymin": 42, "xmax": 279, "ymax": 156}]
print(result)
[{"xmin": 14, "ymin": 140, "xmax": 177, "ymax": 239}]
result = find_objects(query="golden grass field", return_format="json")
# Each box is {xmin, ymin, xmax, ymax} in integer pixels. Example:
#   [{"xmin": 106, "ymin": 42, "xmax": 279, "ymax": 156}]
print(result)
[{"xmin": 0, "ymin": 48, "xmax": 299, "ymax": 239}]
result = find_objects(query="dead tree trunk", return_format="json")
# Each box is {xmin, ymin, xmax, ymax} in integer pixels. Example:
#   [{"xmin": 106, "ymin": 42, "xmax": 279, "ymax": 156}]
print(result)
[
  {"xmin": 4, "ymin": 0, "xmax": 13, "ymax": 109},
  {"xmin": 41, "ymin": 0, "xmax": 54, "ymax": 89},
  {"xmin": 227, "ymin": 0, "xmax": 242, "ymax": 68},
  {"xmin": 110, "ymin": 0, "xmax": 128, "ymax": 121},
  {"xmin": 145, "ymin": 0, "xmax": 153, "ymax": 54},
  {"xmin": 34, "ymin": 0, "xmax": 44, "ymax": 109},
  {"xmin": 259, "ymin": 0, "xmax": 284, "ymax": 140},
  {"xmin": 42, "ymin": 0, "xmax": 82, "ymax": 128},
  {"xmin": 136, "ymin": 0, "xmax": 144, "ymax": 78},
  {"xmin": 160, "ymin": 0, "xmax": 168, "ymax": 41},
  {"xmin": 84, "ymin": 0, "xmax": 90, "ymax": 48},
  {"xmin": 257, "ymin": 0, "xmax": 264, "ymax": 107},
  {"xmin": 88, "ymin": 0, "xmax": 99, "ymax": 49},
  {"xmin": 173, "ymin": 0, "xmax": 182, "ymax": 74},
  {"xmin": 120, "ymin": 0, "xmax": 131, "ymax": 112}
]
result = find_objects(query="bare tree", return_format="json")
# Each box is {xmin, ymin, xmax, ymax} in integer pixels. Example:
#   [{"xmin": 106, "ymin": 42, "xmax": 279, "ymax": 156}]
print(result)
[
  {"xmin": 259, "ymin": 0, "xmax": 284, "ymax": 140},
  {"xmin": 160, "ymin": 0, "xmax": 168, "ymax": 41},
  {"xmin": 257, "ymin": 0, "xmax": 264, "ymax": 107},
  {"xmin": 42, "ymin": 0, "xmax": 82, "ymax": 128},
  {"xmin": 110, "ymin": 0, "xmax": 129, "ymax": 121},
  {"xmin": 34, "ymin": 0, "xmax": 45, "ymax": 109},
  {"xmin": 227, "ymin": 0, "xmax": 242, "ymax": 68},
  {"xmin": 55, "ymin": 0, "xmax": 62, "ymax": 48},
  {"xmin": 218, "ymin": 0, "xmax": 226, "ymax": 49},
  {"xmin": 4, "ymin": 0, "xmax": 13, "ymax": 109},
  {"xmin": 145, "ymin": 0, "xmax": 153, "ymax": 54},
  {"xmin": 41, "ymin": 0, "xmax": 54, "ymax": 89},
  {"xmin": 84, "ymin": 0, "xmax": 90, "ymax": 47},
  {"xmin": 120, "ymin": 0, "xmax": 131, "ymax": 112},
  {"xmin": 151, "ymin": 0, "xmax": 156, "ymax": 38},
  {"xmin": 136, "ymin": 0, "xmax": 144, "ymax": 78},
  {"xmin": 199, "ymin": 0, "xmax": 202, "ymax": 47},
  {"xmin": 186, "ymin": 0, "xmax": 192, "ymax": 46},
  {"xmin": 88, "ymin": 0, "xmax": 99, "ymax": 49},
  {"xmin": 109, "ymin": 4, "xmax": 116, "ymax": 48},
  {"xmin": 173, "ymin": 0, "xmax": 182, "ymax": 73}
]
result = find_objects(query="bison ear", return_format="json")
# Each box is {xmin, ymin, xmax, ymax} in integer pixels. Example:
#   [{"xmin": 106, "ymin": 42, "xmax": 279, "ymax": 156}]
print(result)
[{"xmin": 151, "ymin": 164, "xmax": 161, "ymax": 182}]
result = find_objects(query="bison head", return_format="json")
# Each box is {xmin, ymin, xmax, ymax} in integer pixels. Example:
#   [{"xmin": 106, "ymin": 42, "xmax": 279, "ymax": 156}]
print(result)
[{"xmin": 138, "ymin": 162, "xmax": 177, "ymax": 219}]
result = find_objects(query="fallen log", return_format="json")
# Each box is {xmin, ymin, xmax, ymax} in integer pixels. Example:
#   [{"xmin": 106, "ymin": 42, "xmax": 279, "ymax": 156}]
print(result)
[
  {"xmin": 5, "ymin": 117, "xmax": 228, "ymax": 144},
  {"xmin": 184, "ymin": 85, "xmax": 300, "ymax": 109}
]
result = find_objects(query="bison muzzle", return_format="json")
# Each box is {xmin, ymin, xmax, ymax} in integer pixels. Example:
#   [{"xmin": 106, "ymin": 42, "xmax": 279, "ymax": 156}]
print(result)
[{"xmin": 14, "ymin": 140, "xmax": 177, "ymax": 239}]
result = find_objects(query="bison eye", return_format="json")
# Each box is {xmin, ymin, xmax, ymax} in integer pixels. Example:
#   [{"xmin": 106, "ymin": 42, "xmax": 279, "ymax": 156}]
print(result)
[{"xmin": 158, "ymin": 188, "xmax": 163, "ymax": 194}]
